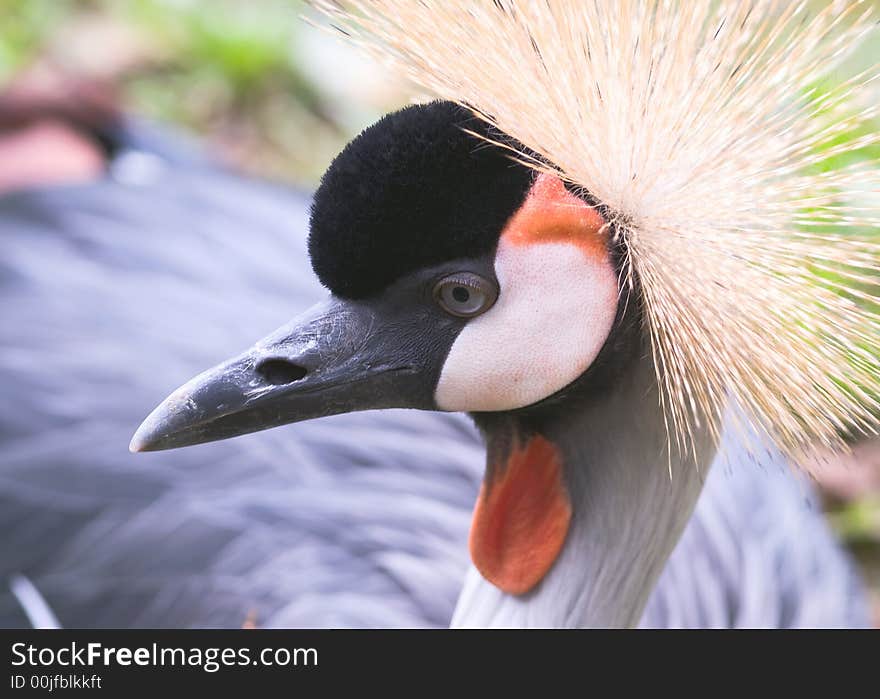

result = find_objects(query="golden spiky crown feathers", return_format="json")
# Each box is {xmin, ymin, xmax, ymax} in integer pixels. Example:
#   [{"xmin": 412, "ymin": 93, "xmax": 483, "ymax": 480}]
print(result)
[{"xmin": 314, "ymin": 0, "xmax": 880, "ymax": 460}]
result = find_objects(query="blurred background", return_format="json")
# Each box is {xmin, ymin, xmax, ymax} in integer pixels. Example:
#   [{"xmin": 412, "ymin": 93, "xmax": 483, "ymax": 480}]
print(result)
[
  {"xmin": 0, "ymin": 0, "xmax": 411, "ymax": 186},
  {"xmin": 0, "ymin": 0, "xmax": 878, "ymax": 622}
]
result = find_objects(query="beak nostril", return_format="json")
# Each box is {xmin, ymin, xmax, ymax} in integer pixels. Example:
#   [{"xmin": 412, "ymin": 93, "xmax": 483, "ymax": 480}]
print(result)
[{"xmin": 255, "ymin": 358, "xmax": 308, "ymax": 386}]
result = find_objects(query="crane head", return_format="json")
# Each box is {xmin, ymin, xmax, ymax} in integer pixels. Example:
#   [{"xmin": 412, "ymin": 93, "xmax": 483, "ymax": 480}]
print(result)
[
  {"xmin": 131, "ymin": 101, "xmax": 628, "ymax": 453},
  {"xmin": 131, "ymin": 101, "xmax": 642, "ymax": 600}
]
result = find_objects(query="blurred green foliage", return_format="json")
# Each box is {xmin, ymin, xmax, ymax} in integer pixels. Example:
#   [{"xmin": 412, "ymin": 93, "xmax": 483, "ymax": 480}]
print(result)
[
  {"xmin": 0, "ymin": 0, "xmax": 73, "ymax": 76},
  {"xmin": 0, "ymin": 0, "xmax": 390, "ymax": 184}
]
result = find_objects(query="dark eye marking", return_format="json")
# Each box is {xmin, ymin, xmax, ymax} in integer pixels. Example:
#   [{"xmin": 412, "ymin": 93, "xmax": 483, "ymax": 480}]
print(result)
[
  {"xmin": 452, "ymin": 286, "xmax": 470, "ymax": 303},
  {"xmin": 433, "ymin": 272, "xmax": 498, "ymax": 318}
]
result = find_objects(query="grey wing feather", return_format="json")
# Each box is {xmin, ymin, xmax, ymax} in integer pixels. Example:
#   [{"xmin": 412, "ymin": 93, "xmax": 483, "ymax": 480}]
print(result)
[
  {"xmin": 642, "ymin": 434, "xmax": 870, "ymax": 628},
  {"xmin": 0, "ymin": 125, "xmax": 869, "ymax": 628}
]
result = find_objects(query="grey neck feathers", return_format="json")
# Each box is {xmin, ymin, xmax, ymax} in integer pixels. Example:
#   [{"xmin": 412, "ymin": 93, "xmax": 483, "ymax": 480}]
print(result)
[{"xmin": 451, "ymin": 354, "xmax": 717, "ymax": 628}]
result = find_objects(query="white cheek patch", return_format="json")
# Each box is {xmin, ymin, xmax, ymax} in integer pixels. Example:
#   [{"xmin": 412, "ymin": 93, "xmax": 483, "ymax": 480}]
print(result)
[{"xmin": 435, "ymin": 238, "xmax": 618, "ymax": 412}]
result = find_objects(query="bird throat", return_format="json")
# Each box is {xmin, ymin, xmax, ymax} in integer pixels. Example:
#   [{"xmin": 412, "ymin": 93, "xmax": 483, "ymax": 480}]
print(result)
[
  {"xmin": 457, "ymin": 354, "xmax": 716, "ymax": 626},
  {"xmin": 469, "ymin": 423, "xmax": 571, "ymax": 596}
]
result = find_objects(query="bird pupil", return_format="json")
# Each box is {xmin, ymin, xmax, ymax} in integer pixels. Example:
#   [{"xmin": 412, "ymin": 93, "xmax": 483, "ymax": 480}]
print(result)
[{"xmin": 452, "ymin": 286, "xmax": 470, "ymax": 303}]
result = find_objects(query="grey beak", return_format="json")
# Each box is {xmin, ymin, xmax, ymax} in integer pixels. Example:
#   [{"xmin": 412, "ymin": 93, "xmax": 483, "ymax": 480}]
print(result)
[{"xmin": 130, "ymin": 297, "xmax": 426, "ymax": 452}]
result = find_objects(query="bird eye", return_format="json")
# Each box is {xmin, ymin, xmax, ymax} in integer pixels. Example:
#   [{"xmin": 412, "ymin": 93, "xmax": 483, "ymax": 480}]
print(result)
[{"xmin": 433, "ymin": 273, "xmax": 498, "ymax": 318}]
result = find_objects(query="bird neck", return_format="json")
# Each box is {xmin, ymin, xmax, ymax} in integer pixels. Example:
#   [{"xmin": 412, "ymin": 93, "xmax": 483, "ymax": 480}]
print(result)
[{"xmin": 453, "ymin": 353, "xmax": 717, "ymax": 627}]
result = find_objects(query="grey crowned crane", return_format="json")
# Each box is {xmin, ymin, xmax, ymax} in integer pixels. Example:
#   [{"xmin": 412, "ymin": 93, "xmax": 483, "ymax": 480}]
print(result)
[
  {"xmin": 131, "ymin": 0, "xmax": 880, "ymax": 627},
  {"xmin": 0, "ymin": 113, "xmax": 869, "ymax": 629},
  {"xmin": 3, "ymin": 1, "xmax": 878, "ymax": 628}
]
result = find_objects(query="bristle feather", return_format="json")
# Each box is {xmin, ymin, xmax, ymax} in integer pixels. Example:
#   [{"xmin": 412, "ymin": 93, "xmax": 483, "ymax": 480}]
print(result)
[{"xmin": 314, "ymin": 0, "xmax": 880, "ymax": 460}]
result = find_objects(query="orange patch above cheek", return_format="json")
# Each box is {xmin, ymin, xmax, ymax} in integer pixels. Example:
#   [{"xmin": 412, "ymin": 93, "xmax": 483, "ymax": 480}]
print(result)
[
  {"xmin": 469, "ymin": 434, "xmax": 571, "ymax": 596},
  {"xmin": 501, "ymin": 173, "xmax": 608, "ymax": 259}
]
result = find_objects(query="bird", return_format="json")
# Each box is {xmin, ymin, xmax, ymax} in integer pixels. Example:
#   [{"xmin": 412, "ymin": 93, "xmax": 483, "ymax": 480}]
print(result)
[
  {"xmin": 129, "ymin": 0, "xmax": 880, "ymax": 626},
  {"xmin": 3, "ymin": 0, "xmax": 878, "ymax": 628},
  {"xmin": 0, "ymin": 114, "xmax": 868, "ymax": 629}
]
